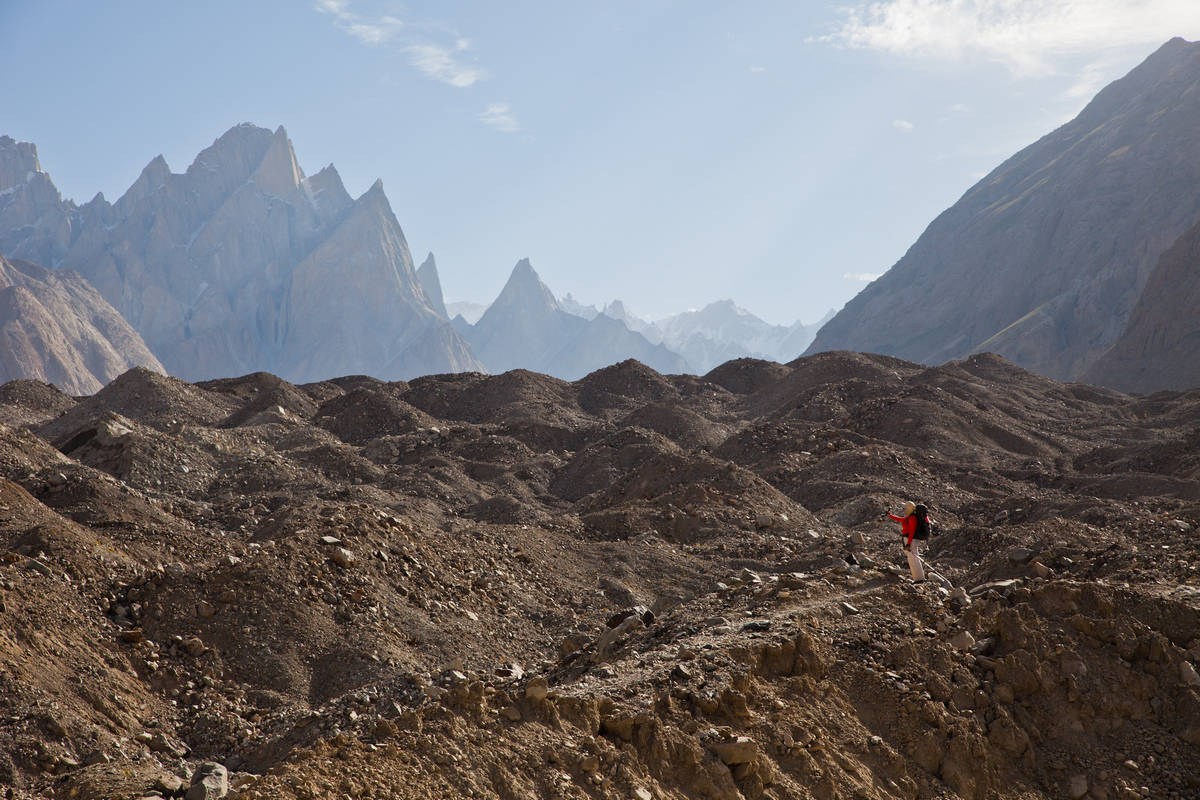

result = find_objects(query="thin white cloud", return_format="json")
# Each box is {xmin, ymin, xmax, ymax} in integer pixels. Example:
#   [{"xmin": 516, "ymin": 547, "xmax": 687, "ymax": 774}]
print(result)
[
  {"xmin": 479, "ymin": 103, "xmax": 519, "ymax": 133},
  {"xmin": 406, "ymin": 43, "xmax": 485, "ymax": 88},
  {"xmin": 315, "ymin": 0, "xmax": 402, "ymax": 44},
  {"xmin": 314, "ymin": 1, "xmax": 483, "ymax": 87},
  {"xmin": 820, "ymin": 0, "xmax": 1200, "ymax": 77},
  {"xmin": 950, "ymin": 103, "xmax": 971, "ymax": 113},
  {"xmin": 749, "ymin": 65, "xmax": 766, "ymax": 73},
  {"xmin": 893, "ymin": 119, "xmax": 915, "ymax": 132},
  {"xmin": 844, "ymin": 272, "xmax": 883, "ymax": 282}
]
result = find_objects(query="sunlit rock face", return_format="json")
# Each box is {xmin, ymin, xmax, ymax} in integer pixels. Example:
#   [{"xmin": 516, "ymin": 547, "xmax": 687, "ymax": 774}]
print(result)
[{"xmin": 0, "ymin": 254, "xmax": 163, "ymax": 394}]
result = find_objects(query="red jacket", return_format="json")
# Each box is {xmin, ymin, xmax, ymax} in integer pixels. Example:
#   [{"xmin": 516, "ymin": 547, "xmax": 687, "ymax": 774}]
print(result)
[{"xmin": 889, "ymin": 512, "xmax": 934, "ymax": 546}]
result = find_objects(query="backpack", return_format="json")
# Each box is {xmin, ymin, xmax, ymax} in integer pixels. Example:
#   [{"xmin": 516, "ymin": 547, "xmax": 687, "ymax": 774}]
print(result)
[{"xmin": 913, "ymin": 503, "xmax": 932, "ymax": 540}]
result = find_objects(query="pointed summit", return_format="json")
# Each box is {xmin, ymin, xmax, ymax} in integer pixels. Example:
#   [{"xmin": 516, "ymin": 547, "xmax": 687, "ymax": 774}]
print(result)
[
  {"xmin": 304, "ymin": 164, "xmax": 353, "ymax": 218},
  {"xmin": 491, "ymin": 258, "xmax": 559, "ymax": 316},
  {"xmin": 118, "ymin": 154, "xmax": 170, "ymax": 212},
  {"xmin": 252, "ymin": 126, "xmax": 304, "ymax": 197},
  {"xmin": 417, "ymin": 253, "xmax": 448, "ymax": 319}
]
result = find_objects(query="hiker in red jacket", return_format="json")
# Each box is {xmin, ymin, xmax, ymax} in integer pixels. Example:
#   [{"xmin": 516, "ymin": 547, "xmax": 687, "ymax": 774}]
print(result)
[{"xmin": 887, "ymin": 501, "xmax": 933, "ymax": 581}]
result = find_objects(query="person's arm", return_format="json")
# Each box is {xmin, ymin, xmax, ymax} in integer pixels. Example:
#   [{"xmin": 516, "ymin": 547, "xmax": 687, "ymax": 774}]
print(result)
[{"xmin": 887, "ymin": 513, "xmax": 904, "ymax": 522}]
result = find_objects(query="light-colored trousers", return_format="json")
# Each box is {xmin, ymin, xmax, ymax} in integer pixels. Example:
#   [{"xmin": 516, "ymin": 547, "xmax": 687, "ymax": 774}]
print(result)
[{"xmin": 905, "ymin": 539, "xmax": 926, "ymax": 581}]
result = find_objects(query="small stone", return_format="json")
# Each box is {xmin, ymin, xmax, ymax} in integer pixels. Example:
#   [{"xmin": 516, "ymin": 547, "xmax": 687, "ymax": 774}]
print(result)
[
  {"xmin": 149, "ymin": 731, "xmax": 189, "ymax": 758},
  {"xmin": 950, "ymin": 630, "xmax": 976, "ymax": 651},
  {"xmin": 196, "ymin": 600, "xmax": 217, "ymax": 617},
  {"xmin": 43, "ymin": 716, "xmax": 67, "ymax": 739},
  {"xmin": 330, "ymin": 547, "xmax": 356, "ymax": 568},
  {"xmin": 580, "ymin": 755, "xmax": 600, "ymax": 772},
  {"xmin": 495, "ymin": 662, "xmax": 525, "ymax": 680},
  {"xmin": 840, "ymin": 602, "xmax": 860, "ymax": 615},
  {"xmin": 1028, "ymin": 561, "xmax": 1051, "ymax": 579},
  {"xmin": 83, "ymin": 750, "xmax": 110, "ymax": 766},
  {"xmin": 742, "ymin": 619, "xmax": 771, "ymax": 632},
  {"xmin": 807, "ymin": 529, "xmax": 822, "ymax": 539},
  {"xmin": 1008, "ymin": 547, "xmax": 1034, "ymax": 565},
  {"xmin": 525, "ymin": 677, "xmax": 549, "ymax": 701},
  {"xmin": 756, "ymin": 513, "xmax": 775, "ymax": 529},
  {"xmin": 737, "ymin": 568, "xmax": 762, "ymax": 585},
  {"xmin": 1172, "ymin": 519, "xmax": 1193, "ymax": 532},
  {"xmin": 710, "ymin": 736, "xmax": 758, "ymax": 765},
  {"xmin": 182, "ymin": 636, "xmax": 206, "ymax": 657},
  {"xmin": 156, "ymin": 774, "xmax": 185, "ymax": 794},
  {"xmin": 1067, "ymin": 774, "xmax": 1088, "ymax": 799},
  {"xmin": 186, "ymin": 762, "xmax": 229, "ymax": 800},
  {"xmin": 501, "ymin": 705, "xmax": 522, "ymax": 721},
  {"xmin": 320, "ymin": 535, "xmax": 342, "ymax": 545},
  {"xmin": 849, "ymin": 531, "xmax": 865, "ymax": 545},
  {"xmin": 671, "ymin": 664, "xmax": 693, "ymax": 682},
  {"xmin": 1181, "ymin": 661, "xmax": 1200, "ymax": 688}
]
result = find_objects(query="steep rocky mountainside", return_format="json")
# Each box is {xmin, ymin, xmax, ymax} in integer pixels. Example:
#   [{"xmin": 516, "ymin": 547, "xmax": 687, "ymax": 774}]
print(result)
[
  {"xmin": 465, "ymin": 259, "xmax": 687, "ymax": 379},
  {"xmin": 808, "ymin": 37, "xmax": 1200, "ymax": 388},
  {"xmin": 1085, "ymin": 217, "xmax": 1200, "ymax": 393},
  {"xmin": 1, "ymin": 352, "xmax": 1199, "ymax": 799},
  {"xmin": 0, "ymin": 254, "xmax": 162, "ymax": 394},
  {"xmin": 0, "ymin": 126, "xmax": 478, "ymax": 383}
]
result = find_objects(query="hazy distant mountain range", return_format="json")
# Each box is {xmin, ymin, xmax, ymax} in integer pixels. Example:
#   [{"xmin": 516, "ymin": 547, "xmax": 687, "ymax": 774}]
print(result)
[
  {"xmin": 0, "ymin": 126, "xmax": 820, "ymax": 387},
  {"xmin": 4, "ymin": 38, "xmax": 1200, "ymax": 392},
  {"xmin": 808, "ymin": 37, "xmax": 1200, "ymax": 391},
  {"xmin": 451, "ymin": 282, "xmax": 830, "ymax": 375}
]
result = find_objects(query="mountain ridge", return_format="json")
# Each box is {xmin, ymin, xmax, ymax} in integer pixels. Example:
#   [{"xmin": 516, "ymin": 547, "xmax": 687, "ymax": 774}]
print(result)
[
  {"xmin": 806, "ymin": 37, "xmax": 1200, "ymax": 388},
  {"xmin": 0, "ymin": 124, "xmax": 480, "ymax": 382}
]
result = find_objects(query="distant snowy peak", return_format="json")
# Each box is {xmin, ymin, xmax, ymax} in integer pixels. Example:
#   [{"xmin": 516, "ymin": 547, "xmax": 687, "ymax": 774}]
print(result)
[
  {"xmin": 445, "ymin": 301, "xmax": 487, "ymax": 325},
  {"xmin": 655, "ymin": 300, "xmax": 825, "ymax": 373},
  {"xmin": 560, "ymin": 293, "xmax": 599, "ymax": 320},
  {"xmin": 601, "ymin": 299, "xmax": 663, "ymax": 343}
]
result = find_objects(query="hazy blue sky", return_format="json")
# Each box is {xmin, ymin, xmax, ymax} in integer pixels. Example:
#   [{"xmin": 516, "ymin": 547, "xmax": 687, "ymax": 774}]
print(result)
[{"xmin": 3, "ymin": 2, "xmax": 1199, "ymax": 324}]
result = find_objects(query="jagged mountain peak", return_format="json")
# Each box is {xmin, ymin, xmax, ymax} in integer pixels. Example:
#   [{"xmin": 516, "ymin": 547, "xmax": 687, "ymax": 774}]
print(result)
[
  {"xmin": 120, "ymin": 154, "xmax": 171, "ymax": 208},
  {"xmin": 417, "ymin": 252, "xmax": 448, "ymax": 319},
  {"xmin": 252, "ymin": 126, "xmax": 304, "ymax": 196},
  {"xmin": 185, "ymin": 123, "xmax": 276, "ymax": 184},
  {"xmin": 304, "ymin": 164, "xmax": 353, "ymax": 216},
  {"xmin": 492, "ymin": 258, "xmax": 559, "ymax": 314},
  {"xmin": 0, "ymin": 135, "xmax": 42, "ymax": 190}
]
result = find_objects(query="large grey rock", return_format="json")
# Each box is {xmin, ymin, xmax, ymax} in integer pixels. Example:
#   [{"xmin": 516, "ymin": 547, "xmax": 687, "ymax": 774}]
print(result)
[
  {"xmin": 185, "ymin": 762, "xmax": 228, "ymax": 800},
  {"xmin": 808, "ymin": 38, "xmax": 1200, "ymax": 384}
]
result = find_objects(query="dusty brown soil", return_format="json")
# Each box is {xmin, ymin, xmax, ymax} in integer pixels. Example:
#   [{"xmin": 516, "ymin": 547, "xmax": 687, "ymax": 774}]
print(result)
[{"xmin": 1, "ymin": 352, "xmax": 1198, "ymax": 800}]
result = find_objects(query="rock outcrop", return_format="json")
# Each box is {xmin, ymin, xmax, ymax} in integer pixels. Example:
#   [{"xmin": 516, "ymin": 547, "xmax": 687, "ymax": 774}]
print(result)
[
  {"xmin": 0, "ymin": 255, "xmax": 163, "ymax": 394},
  {"xmin": 466, "ymin": 259, "xmax": 686, "ymax": 379},
  {"xmin": 0, "ymin": 125, "xmax": 480, "ymax": 382},
  {"xmin": 807, "ymin": 37, "xmax": 1200, "ymax": 385},
  {"xmin": 1085, "ymin": 217, "xmax": 1200, "ymax": 392}
]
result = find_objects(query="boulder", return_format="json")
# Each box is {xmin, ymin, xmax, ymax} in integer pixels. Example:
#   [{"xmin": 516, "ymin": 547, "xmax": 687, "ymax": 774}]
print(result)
[{"xmin": 186, "ymin": 762, "xmax": 229, "ymax": 800}]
